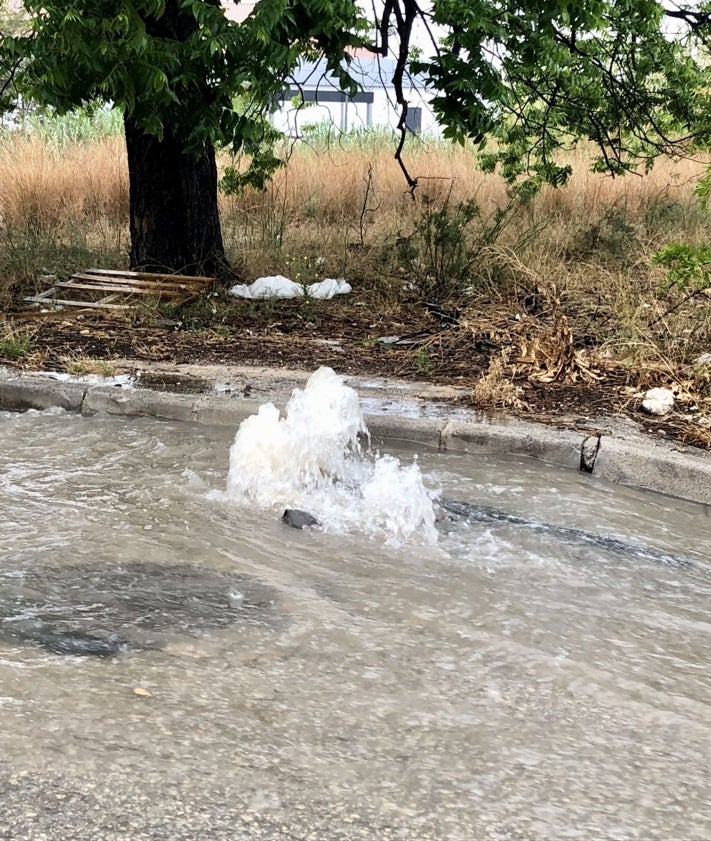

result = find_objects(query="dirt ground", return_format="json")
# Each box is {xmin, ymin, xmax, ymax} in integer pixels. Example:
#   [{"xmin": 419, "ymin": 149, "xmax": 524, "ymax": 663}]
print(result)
[{"xmin": 3, "ymin": 295, "xmax": 710, "ymax": 451}]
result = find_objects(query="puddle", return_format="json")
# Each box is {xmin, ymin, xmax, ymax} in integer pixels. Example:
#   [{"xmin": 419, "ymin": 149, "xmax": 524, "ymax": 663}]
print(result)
[{"xmin": 0, "ymin": 562, "xmax": 278, "ymax": 655}]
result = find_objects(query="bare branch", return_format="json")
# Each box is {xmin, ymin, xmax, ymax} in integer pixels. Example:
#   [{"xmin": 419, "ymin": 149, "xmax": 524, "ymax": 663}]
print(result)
[{"xmin": 665, "ymin": 8, "xmax": 711, "ymax": 34}]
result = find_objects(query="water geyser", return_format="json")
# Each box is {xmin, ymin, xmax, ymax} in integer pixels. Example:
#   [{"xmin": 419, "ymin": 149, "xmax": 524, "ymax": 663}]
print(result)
[{"xmin": 226, "ymin": 366, "xmax": 438, "ymax": 543}]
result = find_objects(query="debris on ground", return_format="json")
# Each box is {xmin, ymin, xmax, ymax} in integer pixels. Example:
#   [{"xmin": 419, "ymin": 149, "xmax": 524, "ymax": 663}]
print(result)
[
  {"xmin": 24, "ymin": 268, "xmax": 214, "ymax": 314},
  {"xmin": 229, "ymin": 275, "xmax": 351, "ymax": 300},
  {"xmin": 642, "ymin": 387, "xmax": 675, "ymax": 416}
]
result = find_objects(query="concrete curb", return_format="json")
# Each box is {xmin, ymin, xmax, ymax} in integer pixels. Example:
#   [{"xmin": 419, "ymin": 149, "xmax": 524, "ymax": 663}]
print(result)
[
  {"xmin": 192, "ymin": 394, "xmax": 266, "ymax": 428},
  {"xmin": 364, "ymin": 414, "xmax": 447, "ymax": 449},
  {"xmin": 82, "ymin": 386, "xmax": 197, "ymax": 423},
  {"xmin": 2, "ymin": 369, "xmax": 711, "ymax": 507},
  {"xmin": 592, "ymin": 436, "xmax": 711, "ymax": 505},
  {"xmin": 440, "ymin": 419, "xmax": 586, "ymax": 470},
  {"xmin": 0, "ymin": 377, "xmax": 89, "ymax": 413}
]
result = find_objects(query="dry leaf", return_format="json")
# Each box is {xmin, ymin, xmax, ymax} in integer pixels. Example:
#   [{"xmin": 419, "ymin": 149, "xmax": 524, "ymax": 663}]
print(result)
[{"xmin": 132, "ymin": 687, "xmax": 152, "ymax": 697}]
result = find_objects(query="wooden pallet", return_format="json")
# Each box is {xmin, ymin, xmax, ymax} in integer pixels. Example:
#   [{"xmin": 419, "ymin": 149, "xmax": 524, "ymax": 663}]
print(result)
[{"xmin": 24, "ymin": 268, "xmax": 214, "ymax": 312}]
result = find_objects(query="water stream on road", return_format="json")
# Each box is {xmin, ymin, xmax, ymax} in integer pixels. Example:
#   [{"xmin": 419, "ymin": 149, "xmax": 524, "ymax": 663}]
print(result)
[{"xmin": 1, "ymin": 378, "xmax": 710, "ymax": 840}]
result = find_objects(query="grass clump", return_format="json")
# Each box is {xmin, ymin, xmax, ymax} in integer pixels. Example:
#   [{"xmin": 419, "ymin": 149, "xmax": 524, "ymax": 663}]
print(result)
[
  {"xmin": 0, "ymin": 119, "xmax": 128, "ymax": 306},
  {"xmin": 0, "ymin": 322, "xmax": 36, "ymax": 359},
  {"xmin": 63, "ymin": 357, "xmax": 119, "ymax": 377},
  {"xmin": 472, "ymin": 351, "xmax": 526, "ymax": 410}
]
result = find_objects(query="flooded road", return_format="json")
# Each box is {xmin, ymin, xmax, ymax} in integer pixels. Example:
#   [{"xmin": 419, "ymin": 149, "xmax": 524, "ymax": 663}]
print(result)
[{"xmin": 1, "ymin": 408, "xmax": 710, "ymax": 840}]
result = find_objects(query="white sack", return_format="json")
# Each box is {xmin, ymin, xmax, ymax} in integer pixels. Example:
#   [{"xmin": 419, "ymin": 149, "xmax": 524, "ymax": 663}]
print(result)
[
  {"xmin": 306, "ymin": 278, "xmax": 352, "ymax": 299},
  {"xmin": 230, "ymin": 275, "xmax": 351, "ymax": 300},
  {"xmin": 229, "ymin": 275, "xmax": 304, "ymax": 299}
]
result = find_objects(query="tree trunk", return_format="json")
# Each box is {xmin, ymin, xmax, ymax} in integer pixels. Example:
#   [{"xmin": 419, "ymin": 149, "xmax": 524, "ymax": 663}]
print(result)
[{"xmin": 123, "ymin": 113, "xmax": 232, "ymax": 280}]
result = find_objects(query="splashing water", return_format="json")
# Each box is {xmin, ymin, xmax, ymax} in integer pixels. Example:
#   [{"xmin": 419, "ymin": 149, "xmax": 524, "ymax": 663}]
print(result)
[{"xmin": 226, "ymin": 367, "xmax": 437, "ymax": 543}]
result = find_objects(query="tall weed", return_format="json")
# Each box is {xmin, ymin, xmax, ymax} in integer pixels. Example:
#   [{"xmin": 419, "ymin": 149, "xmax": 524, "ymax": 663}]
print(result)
[
  {"xmin": 395, "ymin": 194, "xmax": 525, "ymax": 300},
  {"xmin": 18, "ymin": 107, "xmax": 124, "ymax": 147}
]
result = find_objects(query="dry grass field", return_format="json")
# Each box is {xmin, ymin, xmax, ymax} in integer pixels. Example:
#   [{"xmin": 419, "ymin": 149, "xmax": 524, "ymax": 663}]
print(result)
[{"xmin": 2, "ymin": 124, "xmax": 711, "ymax": 433}]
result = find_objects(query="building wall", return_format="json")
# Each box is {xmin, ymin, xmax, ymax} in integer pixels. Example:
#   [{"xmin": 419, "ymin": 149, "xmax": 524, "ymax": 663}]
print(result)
[{"xmin": 273, "ymin": 57, "xmax": 439, "ymax": 137}]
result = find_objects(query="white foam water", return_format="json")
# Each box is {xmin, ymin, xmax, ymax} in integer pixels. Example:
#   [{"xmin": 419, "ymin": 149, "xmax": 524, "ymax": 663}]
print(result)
[{"xmin": 226, "ymin": 367, "xmax": 438, "ymax": 544}]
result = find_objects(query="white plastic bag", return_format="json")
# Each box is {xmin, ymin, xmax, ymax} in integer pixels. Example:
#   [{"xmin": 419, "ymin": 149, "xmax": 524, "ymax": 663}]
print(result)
[
  {"xmin": 229, "ymin": 275, "xmax": 304, "ymax": 299},
  {"xmin": 306, "ymin": 278, "xmax": 352, "ymax": 299},
  {"xmin": 230, "ymin": 275, "xmax": 351, "ymax": 300}
]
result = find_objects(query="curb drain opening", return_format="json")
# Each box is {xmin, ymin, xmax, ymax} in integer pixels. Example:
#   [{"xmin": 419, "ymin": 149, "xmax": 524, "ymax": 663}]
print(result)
[{"xmin": 580, "ymin": 435, "xmax": 601, "ymax": 473}]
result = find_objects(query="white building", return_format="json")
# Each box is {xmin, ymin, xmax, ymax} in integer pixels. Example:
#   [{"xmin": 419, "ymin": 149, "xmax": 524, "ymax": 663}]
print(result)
[
  {"xmin": 272, "ymin": 51, "xmax": 438, "ymax": 137},
  {"xmin": 228, "ymin": 2, "xmax": 438, "ymax": 136}
]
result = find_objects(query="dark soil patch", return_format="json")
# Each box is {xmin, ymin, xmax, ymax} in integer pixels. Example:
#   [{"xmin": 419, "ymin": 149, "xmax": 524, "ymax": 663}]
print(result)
[{"xmin": 4, "ymin": 296, "xmax": 710, "ymax": 450}]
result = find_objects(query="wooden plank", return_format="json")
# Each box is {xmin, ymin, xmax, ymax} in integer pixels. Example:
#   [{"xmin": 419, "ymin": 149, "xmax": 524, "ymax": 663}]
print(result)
[
  {"xmin": 70, "ymin": 273, "xmax": 198, "ymax": 293},
  {"xmin": 30, "ymin": 287, "xmax": 59, "ymax": 300},
  {"xmin": 5, "ymin": 308, "xmax": 91, "ymax": 320},
  {"xmin": 71, "ymin": 271, "xmax": 198, "ymax": 286},
  {"xmin": 22, "ymin": 264, "xmax": 209, "ymax": 316},
  {"xmin": 57, "ymin": 281, "xmax": 184, "ymax": 297},
  {"xmin": 83, "ymin": 268, "xmax": 215, "ymax": 284},
  {"xmin": 23, "ymin": 296, "xmax": 130, "ymax": 310},
  {"xmin": 85, "ymin": 267, "xmax": 213, "ymax": 282}
]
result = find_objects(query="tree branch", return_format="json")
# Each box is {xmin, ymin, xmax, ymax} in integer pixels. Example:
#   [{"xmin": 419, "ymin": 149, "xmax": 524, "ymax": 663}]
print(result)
[{"xmin": 665, "ymin": 8, "xmax": 711, "ymax": 34}]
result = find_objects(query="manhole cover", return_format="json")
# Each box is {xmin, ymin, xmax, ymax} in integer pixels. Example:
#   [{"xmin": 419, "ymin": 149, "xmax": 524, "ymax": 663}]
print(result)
[{"xmin": 0, "ymin": 562, "xmax": 278, "ymax": 656}]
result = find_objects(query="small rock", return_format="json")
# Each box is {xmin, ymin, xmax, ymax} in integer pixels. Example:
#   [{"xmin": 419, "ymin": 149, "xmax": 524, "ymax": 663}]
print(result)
[
  {"xmin": 694, "ymin": 352, "xmax": 711, "ymax": 365},
  {"xmin": 282, "ymin": 509, "xmax": 321, "ymax": 529},
  {"xmin": 227, "ymin": 590, "xmax": 244, "ymax": 609},
  {"xmin": 641, "ymin": 387, "xmax": 675, "ymax": 416}
]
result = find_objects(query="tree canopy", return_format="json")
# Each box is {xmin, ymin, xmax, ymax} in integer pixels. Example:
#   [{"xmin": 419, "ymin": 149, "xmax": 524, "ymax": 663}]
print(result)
[
  {"xmin": 8, "ymin": 0, "xmax": 368, "ymax": 186},
  {"xmin": 384, "ymin": 1, "xmax": 711, "ymax": 191},
  {"xmin": 1, "ymin": 0, "xmax": 711, "ymax": 275}
]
